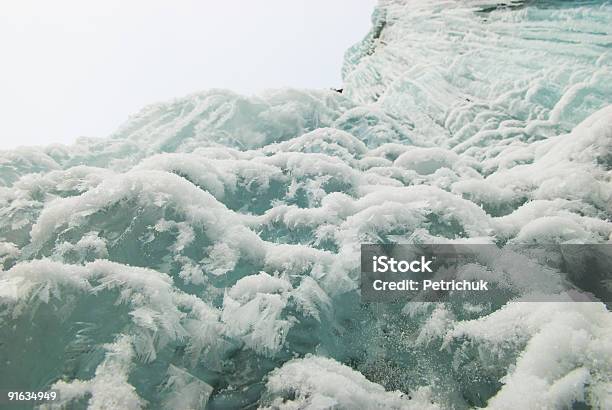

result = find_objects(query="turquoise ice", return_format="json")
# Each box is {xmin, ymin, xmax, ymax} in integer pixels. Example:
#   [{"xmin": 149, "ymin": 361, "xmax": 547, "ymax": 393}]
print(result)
[{"xmin": 1, "ymin": 1, "xmax": 611, "ymax": 408}]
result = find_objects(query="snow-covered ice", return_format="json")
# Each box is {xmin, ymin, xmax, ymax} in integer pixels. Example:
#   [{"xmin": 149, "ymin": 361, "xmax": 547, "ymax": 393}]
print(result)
[{"xmin": 1, "ymin": 0, "xmax": 611, "ymax": 408}]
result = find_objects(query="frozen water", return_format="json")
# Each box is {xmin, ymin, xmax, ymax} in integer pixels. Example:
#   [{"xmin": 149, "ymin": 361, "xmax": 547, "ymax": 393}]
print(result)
[{"xmin": 1, "ymin": 0, "xmax": 611, "ymax": 408}]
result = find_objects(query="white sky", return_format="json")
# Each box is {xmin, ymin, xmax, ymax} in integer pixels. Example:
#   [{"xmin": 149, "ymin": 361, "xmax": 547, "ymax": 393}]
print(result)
[{"xmin": 0, "ymin": 0, "xmax": 375, "ymax": 149}]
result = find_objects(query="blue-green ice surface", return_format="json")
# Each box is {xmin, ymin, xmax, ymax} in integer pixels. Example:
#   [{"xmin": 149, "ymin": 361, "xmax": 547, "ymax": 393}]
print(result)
[{"xmin": 1, "ymin": 1, "xmax": 611, "ymax": 408}]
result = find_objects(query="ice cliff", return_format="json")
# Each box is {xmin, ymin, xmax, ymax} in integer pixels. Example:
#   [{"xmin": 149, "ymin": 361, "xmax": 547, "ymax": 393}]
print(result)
[{"xmin": 1, "ymin": 0, "xmax": 611, "ymax": 408}]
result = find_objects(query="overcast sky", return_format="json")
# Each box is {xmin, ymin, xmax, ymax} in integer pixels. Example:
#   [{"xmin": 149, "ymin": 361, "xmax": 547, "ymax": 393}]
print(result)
[{"xmin": 0, "ymin": 0, "xmax": 375, "ymax": 149}]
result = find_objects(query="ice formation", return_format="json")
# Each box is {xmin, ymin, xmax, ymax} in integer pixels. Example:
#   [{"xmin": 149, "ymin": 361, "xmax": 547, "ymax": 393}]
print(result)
[{"xmin": 1, "ymin": 0, "xmax": 611, "ymax": 409}]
